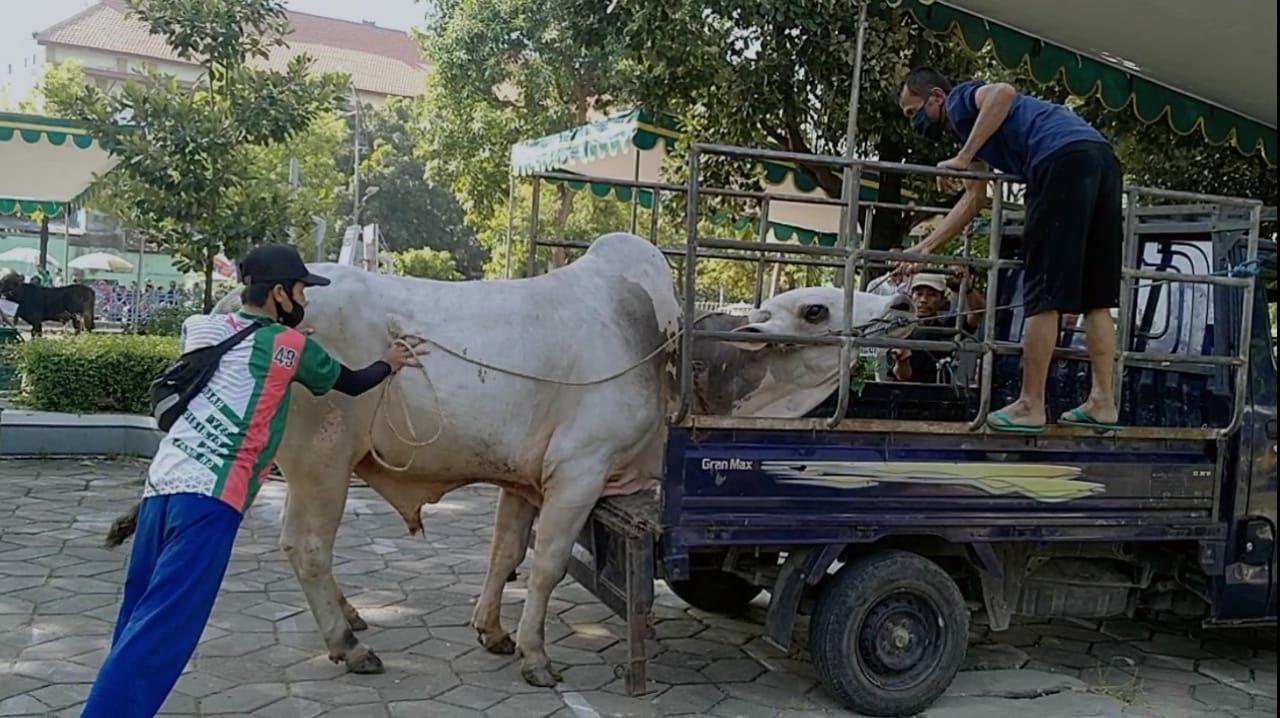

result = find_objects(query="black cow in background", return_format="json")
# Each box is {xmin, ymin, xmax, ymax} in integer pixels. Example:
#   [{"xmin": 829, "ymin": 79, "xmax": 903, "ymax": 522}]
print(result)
[{"xmin": 0, "ymin": 272, "xmax": 96, "ymax": 336}]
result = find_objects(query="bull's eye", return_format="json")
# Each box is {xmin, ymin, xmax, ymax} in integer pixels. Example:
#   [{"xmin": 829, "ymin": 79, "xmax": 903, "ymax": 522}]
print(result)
[{"xmin": 801, "ymin": 304, "xmax": 830, "ymax": 323}]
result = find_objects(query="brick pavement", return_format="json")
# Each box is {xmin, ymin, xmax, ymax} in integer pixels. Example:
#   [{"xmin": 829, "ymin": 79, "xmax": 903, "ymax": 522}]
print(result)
[{"xmin": 0, "ymin": 459, "xmax": 1274, "ymax": 717}]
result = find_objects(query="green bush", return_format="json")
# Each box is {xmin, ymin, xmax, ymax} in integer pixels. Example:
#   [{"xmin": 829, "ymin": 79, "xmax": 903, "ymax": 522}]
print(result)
[
  {"xmin": 14, "ymin": 335, "xmax": 180, "ymax": 414},
  {"xmin": 139, "ymin": 305, "xmax": 199, "ymax": 336}
]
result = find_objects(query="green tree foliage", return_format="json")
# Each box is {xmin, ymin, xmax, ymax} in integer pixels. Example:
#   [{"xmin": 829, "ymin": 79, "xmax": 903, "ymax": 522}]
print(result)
[
  {"xmin": 419, "ymin": 0, "xmax": 629, "ymax": 272},
  {"xmin": 351, "ymin": 99, "xmax": 487, "ymax": 277},
  {"xmin": 41, "ymin": 0, "xmax": 346, "ymax": 310},
  {"xmin": 389, "ymin": 247, "xmax": 464, "ymax": 280}
]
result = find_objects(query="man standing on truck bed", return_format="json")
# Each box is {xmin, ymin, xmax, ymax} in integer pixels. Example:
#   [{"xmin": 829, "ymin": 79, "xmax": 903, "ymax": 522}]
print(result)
[{"xmin": 897, "ymin": 68, "xmax": 1123, "ymax": 434}]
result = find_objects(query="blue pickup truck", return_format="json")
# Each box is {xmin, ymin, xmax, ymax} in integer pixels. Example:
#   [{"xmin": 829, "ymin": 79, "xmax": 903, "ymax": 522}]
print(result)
[{"xmin": 565, "ymin": 202, "xmax": 1277, "ymax": 716}]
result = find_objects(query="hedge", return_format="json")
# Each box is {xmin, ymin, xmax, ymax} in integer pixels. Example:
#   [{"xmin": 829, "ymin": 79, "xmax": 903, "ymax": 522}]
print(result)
[{"xmin": 14, "ymin": 335, "xmax": 180, "ymax": 414}]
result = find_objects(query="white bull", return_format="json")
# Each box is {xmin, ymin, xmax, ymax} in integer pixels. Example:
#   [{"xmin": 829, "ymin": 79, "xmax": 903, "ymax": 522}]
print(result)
[{"xmin": 185, "ymin": 233, "xmax": 910, "ymax": 685}]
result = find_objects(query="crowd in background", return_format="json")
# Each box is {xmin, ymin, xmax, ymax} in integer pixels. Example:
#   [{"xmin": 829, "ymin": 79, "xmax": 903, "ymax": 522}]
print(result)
[{"xmin": 91, "ymin": 279, "xmax": 191, "ymax": 323}]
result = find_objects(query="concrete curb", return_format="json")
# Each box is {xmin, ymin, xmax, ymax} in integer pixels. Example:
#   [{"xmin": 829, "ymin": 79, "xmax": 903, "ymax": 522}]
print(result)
[{"xmin": 0, "ymin": 408, "xmax": 161, "ymax": 457}]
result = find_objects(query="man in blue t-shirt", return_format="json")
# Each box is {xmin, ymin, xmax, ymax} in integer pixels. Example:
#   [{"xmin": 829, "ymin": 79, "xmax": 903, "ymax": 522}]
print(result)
[{"xmin": 896, "ymin": 67, "xmax": 1122, "ymax": 434}]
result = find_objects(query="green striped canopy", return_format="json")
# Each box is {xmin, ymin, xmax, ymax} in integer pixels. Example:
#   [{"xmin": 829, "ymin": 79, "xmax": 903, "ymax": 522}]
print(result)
[
  {"xmin": 0, "ymin": 112, "xmax": 117, "ymax": 217},
  {"xmin": 889, "ymin": 0, "xmax": 1276, "ymax": 165}
]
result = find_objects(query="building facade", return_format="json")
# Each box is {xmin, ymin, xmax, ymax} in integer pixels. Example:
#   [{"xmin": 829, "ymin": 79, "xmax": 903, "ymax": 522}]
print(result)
[{"xmin": 36, "ymin": 0, "xmax": 427, "ymax": 104}]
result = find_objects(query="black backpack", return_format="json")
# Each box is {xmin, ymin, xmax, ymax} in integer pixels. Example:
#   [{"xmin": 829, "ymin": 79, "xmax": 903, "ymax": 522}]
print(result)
[{"xmin": 150, "ymin": 318, "xmax": 267, "ymax": 432}]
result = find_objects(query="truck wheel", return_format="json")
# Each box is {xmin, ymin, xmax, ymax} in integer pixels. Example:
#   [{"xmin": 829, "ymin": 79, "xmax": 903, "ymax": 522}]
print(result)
[
  {"xmin": 810, "ymin": 550, "xmax": 968, "ymax": 717},
  {"xmin": 667, "ymin": 571, "xmax": 762, "ymax": 615}
]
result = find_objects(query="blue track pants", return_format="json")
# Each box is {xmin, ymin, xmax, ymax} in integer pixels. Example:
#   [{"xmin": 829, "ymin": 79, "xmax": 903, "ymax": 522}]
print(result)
[{"xmin": 82, "ymin": 493, "xmax": 241, "ymax": 718}]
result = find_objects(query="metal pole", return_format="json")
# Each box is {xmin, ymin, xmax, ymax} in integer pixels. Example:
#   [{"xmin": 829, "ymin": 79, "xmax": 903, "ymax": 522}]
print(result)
[
  {"xmin": 830, "ymin": 165, "xmax": 864, "ymax": 427},
  {"xmin": 674, "ymin": 148, "xmax": 701, "ymax": 423},
  {"xmin": 288, "ymin": 157, "xmax": 299, "ymax": 244},
  {"xmin": 62, "ymin": 206, "xmax": 70, "ymax": 285},
  {"xmin": 844, "ymin": 1, "xmax": 869, "ymax": 158},
  {"xmin": 859, "ymin": 206, "xmax": 876, "ymax": 289},
  {"xmin": 833, "ymin": 1, "xmax": 868, "ymax": 262},
  {"xmin": 1219, "ymin": 202, "xmax": 1262, "ymax": 437},
  {"xmin": 1113, "ymin": 187, "xmax": 1141, "ymax": 412},
  {"xmin": 526, "ymin": 176, "xmax": 542, "ymax": 278},
  {"xmin": 967, "ymin": 179, "xmax": 1005, "ymax": 431},
  {"xmin": 648, "ymin": 189, "xmax": 662, "ymax": 244},
  {"xmin": 504, "ymin": 174, "xmax": 516, "ymax": 279},
  {"xmin": 629, "ymin": 150, "xmax": 641, "ymax": 234},
  {"xmin": 351, "ymin": 85, "xmax": 362, "ymax": 228},
  {"xmin": 134, "ymin": 233, "xmax": 144, "ymax": 330},
  {"xmin": 752, "ymin": 197, "xmax": 772, "ymax": 307}
]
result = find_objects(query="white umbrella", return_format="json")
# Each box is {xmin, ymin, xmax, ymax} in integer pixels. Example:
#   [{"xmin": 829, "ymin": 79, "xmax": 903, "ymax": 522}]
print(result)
[
  {"xmin": 0, "ymin": 247, "xmax": 60, "ymax": 267},
  {"xmin": 69, "ymin": 252, "xmax": 134, "ymax": 272}
]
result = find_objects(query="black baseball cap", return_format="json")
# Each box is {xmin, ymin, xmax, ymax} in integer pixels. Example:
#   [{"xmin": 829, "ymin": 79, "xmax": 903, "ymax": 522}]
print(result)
[{"xmin": 238, "ymin": 245, "xmax": 330, "ymax": 287}]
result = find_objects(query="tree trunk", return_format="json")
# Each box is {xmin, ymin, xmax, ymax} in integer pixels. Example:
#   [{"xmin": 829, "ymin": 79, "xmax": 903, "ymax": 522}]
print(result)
[
  {"xmin": 550, "ymin": 184, "xmax": 576, "ymax": 268},
  {"xmin": 38, "ymin": 216, "xmax": 49, "ymax": 276},
  {"xmin": 868, "ymin": 139, "xmax": 913, "ymax": 253},
  {"xmin": 202, "ymin": 246, "xmax": 215, "ymax": 313}
]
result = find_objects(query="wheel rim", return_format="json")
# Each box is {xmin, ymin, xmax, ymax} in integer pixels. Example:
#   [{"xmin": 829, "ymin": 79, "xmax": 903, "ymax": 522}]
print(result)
[{"xmin": 855, "ymin": 590, "xmax": 945, "ymax": 691}]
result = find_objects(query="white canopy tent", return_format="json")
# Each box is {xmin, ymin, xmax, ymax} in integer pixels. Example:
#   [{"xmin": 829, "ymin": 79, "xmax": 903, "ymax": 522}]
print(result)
[
  {"xmin": 0, "ymin": 113, "xmax": 117, "ymax": 218},
  {"xmin": 0, "ymin": 112, "xmax": 119, "ymax": 284},
  {"xmin": 510, "ymin": 109, "xmax": 918, "ymax": 248}
]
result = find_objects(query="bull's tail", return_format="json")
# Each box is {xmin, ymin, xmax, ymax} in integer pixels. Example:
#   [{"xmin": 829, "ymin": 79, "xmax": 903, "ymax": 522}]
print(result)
[{"xmin": 103, "ymin": 502, "xmax": 140, "ymax": 547}]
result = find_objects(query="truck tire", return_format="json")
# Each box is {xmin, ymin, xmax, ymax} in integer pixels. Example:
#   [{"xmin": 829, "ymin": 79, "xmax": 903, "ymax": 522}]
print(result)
[
  {"xmin": 667, "ymin": 571, "xmax": 763, "ymax": 615},
  {"xmin": 810, "ymin": 550, "xmax": 968, "ymax": 717}
]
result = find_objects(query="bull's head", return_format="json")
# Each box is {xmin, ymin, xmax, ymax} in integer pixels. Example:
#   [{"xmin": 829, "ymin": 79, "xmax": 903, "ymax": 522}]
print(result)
[
  {"xmin": 693, "ymin": 287, "xmax": 914, "ymax": 417},
  {"xmin": 0, "ymin": 272, "xmax": 23, "ymax": 301},
  {"xmin": 729, "ymin": 287, "xmax": 913, "ymax": 351}
]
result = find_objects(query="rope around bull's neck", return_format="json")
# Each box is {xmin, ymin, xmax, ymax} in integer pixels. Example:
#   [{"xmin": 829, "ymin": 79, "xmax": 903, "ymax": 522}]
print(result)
[
  {"xmin": 365, "ymin": 309, "xmax": 898, "ymax": 473},
  {"xmin": 366, "ymin": 322, "xmax": 696, "ymax": 473}
]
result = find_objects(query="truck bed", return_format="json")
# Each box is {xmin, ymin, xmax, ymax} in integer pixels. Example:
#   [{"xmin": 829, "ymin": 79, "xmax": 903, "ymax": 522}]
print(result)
[{"xmin": 659, "ymin": 419, "xmax": 1223, "ymax": 561}]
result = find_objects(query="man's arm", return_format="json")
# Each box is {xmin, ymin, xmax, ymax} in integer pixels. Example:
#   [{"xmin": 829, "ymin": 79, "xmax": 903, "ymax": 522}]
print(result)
[
  {"xmin": 964, "ymin": 286, "xmax": 986, "ymax": 332},
  {"xmin": 296, "ymin": 336, "xmax": 422, "ymax": 396},
  {"xmin": 952, "ymin": 83, "xmax": 1016, "ymax": 167},
  {"xmin": 332, "ymin": 362, "xmax": 393, "ymax": 396},
  {"xmin": 902, "ymin": 173, "xmax": 988, "ymax": 263}
]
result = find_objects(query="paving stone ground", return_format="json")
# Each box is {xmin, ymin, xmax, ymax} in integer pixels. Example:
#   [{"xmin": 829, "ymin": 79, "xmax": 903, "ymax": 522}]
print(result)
[{"xmin": 1, "ymin": 458, "xmax": 1275, "ymax": 717}]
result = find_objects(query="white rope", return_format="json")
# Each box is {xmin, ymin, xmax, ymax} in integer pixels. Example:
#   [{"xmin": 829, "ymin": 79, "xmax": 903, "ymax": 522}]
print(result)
[
  {"xmin": 364, "ymin": 309, "xmax": 896, "ymax": 473},
  {"xmin": 365, "ymin": 326, "xmax": 687, "ymax": 473}
]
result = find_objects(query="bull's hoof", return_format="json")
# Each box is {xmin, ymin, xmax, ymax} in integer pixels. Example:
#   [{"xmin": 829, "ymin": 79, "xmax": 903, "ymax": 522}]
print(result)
[
  {"xmin": 478, "ymin": 630, "xmax": 516, "ymax": 655},
  {"xmin": 520, "ymin": 663, "xmax": 562, "ymax": 687},
  {"xmin": 345, "ymin": 648, "xmax": 385, "ymax": 674},
  {"xmin": 346, "ymin": 614, "xmax": 369, "ymax": 632}
]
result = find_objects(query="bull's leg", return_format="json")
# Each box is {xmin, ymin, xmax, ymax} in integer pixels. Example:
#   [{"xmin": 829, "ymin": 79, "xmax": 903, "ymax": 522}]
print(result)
[
  {"xmin": 516, "ymin": 461, "xmax": 606, "ymax": 687},
  {"xmin": 335, "ymin": 581, "xmax": 367, "ymax": 631},
  {"xmin": 472, "ymin": 489, "xmax": 536, "ymax": 654},
  {"xmin": 278, "ymin": 463, "xmax": 383, "ymax": 673}
]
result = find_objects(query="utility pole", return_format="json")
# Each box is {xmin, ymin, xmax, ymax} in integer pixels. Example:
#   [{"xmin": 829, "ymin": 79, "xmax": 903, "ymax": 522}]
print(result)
[{"xmin": 350, "ymin": 84, "xmax": 362, "ymax": 229}]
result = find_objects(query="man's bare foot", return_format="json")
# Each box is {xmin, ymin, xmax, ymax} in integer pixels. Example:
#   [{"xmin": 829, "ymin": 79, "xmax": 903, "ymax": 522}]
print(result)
[
  {"xmin": 992, "ymin": 398, "xmax": 1046, "ymax": 428},
  {"xmin": 1060, "ymin": 397, "xmax": 1118, "ymax": 426}
]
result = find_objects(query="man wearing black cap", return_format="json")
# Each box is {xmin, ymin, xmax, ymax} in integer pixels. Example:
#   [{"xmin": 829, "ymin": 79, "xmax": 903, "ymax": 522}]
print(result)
[{"xmin": 83, "ymin": 245, "xmax": 419, "ymax": 718}]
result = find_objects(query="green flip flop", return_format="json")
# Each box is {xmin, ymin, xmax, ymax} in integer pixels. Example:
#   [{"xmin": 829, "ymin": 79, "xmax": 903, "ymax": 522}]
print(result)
[
  {"xmin": 985, "ymin": 410, "xmax": 1046, "ymax": 434},
  {"xmin": 1059, "ymin": 407, "xmax": 1121, "ymax": 432}
]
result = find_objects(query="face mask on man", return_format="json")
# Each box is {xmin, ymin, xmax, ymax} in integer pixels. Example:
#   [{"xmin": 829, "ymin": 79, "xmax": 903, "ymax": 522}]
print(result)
[
  {"xmin": 274, "ymin": 283, "xmax": 305, "ymax": 328},
  {"xmin": 911, "ymin": 94, "xmax": 945, "ymax": 142}
]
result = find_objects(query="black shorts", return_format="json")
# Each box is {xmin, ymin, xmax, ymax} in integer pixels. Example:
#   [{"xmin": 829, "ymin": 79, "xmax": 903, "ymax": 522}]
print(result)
[{"xmin": 1022, "ymin": 141, "xmax": 1123, "ymax": 316}]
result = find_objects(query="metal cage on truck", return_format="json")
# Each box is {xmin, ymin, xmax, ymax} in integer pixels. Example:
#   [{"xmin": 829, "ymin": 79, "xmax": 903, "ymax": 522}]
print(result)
[{"xmin": 508, "ymin": 4, "xmax": 1276, "ymax": 715}]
